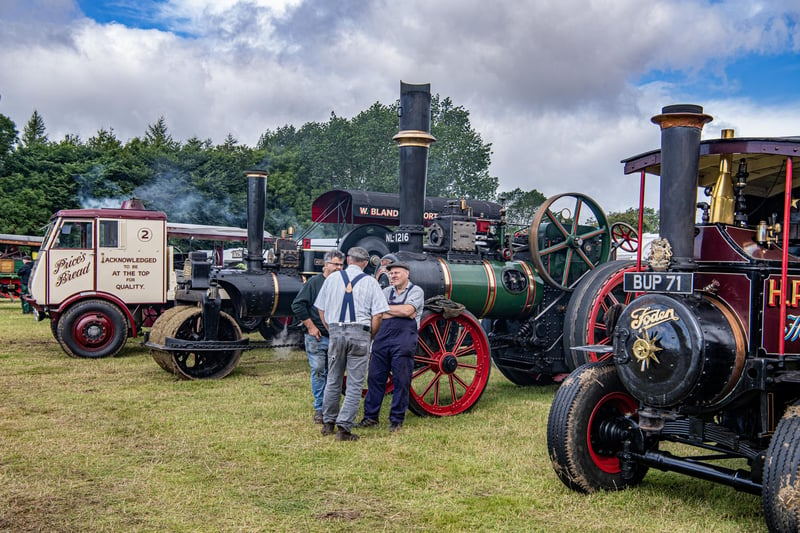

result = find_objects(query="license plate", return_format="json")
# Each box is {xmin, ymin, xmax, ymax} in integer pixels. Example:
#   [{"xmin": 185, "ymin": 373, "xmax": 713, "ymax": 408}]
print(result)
[{"xmin": 623, "ymin": 272, "xmax": 693, "ymax": 294}]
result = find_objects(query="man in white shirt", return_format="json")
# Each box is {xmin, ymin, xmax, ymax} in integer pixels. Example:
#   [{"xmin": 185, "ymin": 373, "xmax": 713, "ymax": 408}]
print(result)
[{"xmin": 314, "ymin": 247, "xmax": 389, "ymax": 441}]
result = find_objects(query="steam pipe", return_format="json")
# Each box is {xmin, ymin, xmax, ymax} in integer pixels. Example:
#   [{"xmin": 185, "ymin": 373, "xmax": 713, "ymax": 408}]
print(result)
[
  {"xmin": 779, "ymin": 156, "xmax": 793, "ymax": 355},
  {"xmin": 636, "ymin": 170, "xmax": 645, "ymax": 271},
  {"xmin": 245, "ymin": 170, "xmax": 268, "ymax": 272},
  {"xmin": 393, "ymin": 82, "xmax": 436, "ymax": 254},
  {"xmin": 651, "ymin": 105, "xmax": 712, "ymax": 270}
]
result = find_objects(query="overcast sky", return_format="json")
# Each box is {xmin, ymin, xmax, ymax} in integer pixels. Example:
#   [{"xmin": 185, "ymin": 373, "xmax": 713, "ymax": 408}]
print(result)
[{"xmin": 2, "ymin": 0, "xmax": 800, "ymax": 213}]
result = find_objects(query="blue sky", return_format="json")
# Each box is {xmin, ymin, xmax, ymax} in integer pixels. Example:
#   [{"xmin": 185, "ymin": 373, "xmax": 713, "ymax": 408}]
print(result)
[
  {"xmin": 2, "ymin": 0, "xmax": 800, "ymax": 212},
  {"xmin": 77, "ymin": 1, "xmax": 167, "ymax": 29},
  {"xmin": 638, "ymin": 52, "xmax": 800, "ymax": 105}
]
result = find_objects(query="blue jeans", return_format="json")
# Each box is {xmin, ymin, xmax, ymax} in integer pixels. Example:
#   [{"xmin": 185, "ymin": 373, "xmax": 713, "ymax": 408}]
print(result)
[{"xmin": 305, "ymin": 334, "xmax": 329, "ymax": 412}]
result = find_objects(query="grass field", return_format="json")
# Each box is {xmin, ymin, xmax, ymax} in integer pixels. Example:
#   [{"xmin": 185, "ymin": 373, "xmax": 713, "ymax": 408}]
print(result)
[{"xmin": 0, "ymin": 299, "xmax": 767, "ymax": 532}]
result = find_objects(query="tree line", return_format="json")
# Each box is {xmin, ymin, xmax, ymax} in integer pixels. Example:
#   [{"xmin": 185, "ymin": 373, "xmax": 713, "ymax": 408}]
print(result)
[{"xmin": 0, "ymin": 96, "xmax": 657, "ymax": 239}]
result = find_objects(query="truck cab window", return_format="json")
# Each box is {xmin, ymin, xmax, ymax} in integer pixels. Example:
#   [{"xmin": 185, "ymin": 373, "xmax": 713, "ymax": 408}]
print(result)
[
  {"xmin": 99, "ymin": 221, "xmax": 118, "ymax": 248},
  {"xmin": 55, "ymin": 221, "xmax": 93, "ymax": 249}
]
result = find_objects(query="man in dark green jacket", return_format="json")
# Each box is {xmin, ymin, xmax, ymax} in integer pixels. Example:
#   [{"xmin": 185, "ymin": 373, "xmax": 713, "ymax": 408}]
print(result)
[
  {"xmin": 291, "ymin": 250, "xmax": 345, "ymax": 424},
  {"xmin": 17, "ymin": 255, "xmax": 33, "ymax": 314}
]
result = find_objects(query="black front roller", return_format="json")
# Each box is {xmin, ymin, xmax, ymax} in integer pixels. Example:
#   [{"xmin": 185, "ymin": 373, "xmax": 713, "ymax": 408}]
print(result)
[
  {"xmin": 763, "ymin": 402, "xmax": 800, "ymax": 532},
  {"xmin": 547, "ymin": 362, "xmax": 649, "ymax": 492},
  {"xmin": 149, "ymin": 306, "xmax": 243, "ymax": 379}
]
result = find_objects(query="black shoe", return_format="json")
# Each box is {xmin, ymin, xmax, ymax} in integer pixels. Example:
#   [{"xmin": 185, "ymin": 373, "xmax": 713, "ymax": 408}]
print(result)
[
  {"xmin": 355, "ymin": 418, "xmax": 378, "ymax": 428},
  {"xmin": 389, "ymin": 422, "xmax": 403, "ymax": 433},
  {"xmin": 313, "ymin": 410, "xmax": 323, "ymax": 424},
  {"xmin": 335, "ymin": 426, "xmax": 360, "ymax": 441},
  {"xmin": 321, "ymin": 422, "xmax": 335, "ymax": 436}
]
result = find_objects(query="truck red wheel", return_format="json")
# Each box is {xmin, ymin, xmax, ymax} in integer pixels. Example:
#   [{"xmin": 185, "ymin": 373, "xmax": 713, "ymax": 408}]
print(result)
[
  {"xmin": 408, "ymin": 310, "xmax": 491, "ymax": 417},
  {"xmin": 56, "ymin": 299, "xmax": 128, "ymax": 358},
  {"xmin": 149, "ymin": 307, "xmax": 243, "ymax": 379},
  {"xmin": 547, "ymin": 363, "xmax": 650, "ymax": 493},
  {"xmin": 563, "ymin": 260, "xmax": 637, "ymax": 370}
]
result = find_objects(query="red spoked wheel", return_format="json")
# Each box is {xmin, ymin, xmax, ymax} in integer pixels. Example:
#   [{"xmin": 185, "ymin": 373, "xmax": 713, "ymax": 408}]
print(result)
[
  {"xmin": 408, "ymin": 310, "xmax": 491, "ymax": 417},
  {"xmin": 610, "ymin": 222, "xmax": 639, "ymax": 254},
  {"xmin": 563, "ymin": 260, "xmax": 638, "ymax": 370}
]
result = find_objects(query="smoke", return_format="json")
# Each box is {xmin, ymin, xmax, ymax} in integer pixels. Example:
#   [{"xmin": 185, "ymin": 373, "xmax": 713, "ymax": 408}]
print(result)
[
  {"xmin": 75, "ymin": 166, "xmax": 129, "ymax": 209},
  {"xmin": 268, "ymin": 320, "xmax": 304, "ymax": 360},
  {"xmin": 76, "ymin": 162, "xmax": 247, "ymax": 228}
]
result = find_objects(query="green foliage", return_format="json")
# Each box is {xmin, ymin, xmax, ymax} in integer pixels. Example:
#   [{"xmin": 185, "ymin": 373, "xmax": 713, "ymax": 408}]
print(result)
[
  {"xmin": 21, "ymin": 110, "xmax": 48, "ymax": 147},
  {"xmin": 606, "ymin": 206, "xmax": 660, "ymax": 233},
  {"xmin": 499, "ymin": 187, "xmax": 547, "ymax": 227},
  {"xmin": 0, "ymin": 95, "xmax": 556, "ymax": 238},
  {"xmin": 428, "ymin": 95, "xmax": 498, "ymax": 199},
  {"xmin": 0, "ymin": 113, "xmax": 19, "ymax": 174}
]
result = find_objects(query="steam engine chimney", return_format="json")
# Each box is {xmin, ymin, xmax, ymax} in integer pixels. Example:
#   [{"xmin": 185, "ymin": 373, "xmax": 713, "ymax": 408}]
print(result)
[
  {"xmin": 393, "ymin": 82, "xmax": 436, "ymax": 254},
  {"xmin": 245, "ymin": 169, "xmax": 268, "ymax": 273},
  {"xmin": 651, "ymin": 105, "xmax": 712, "ymax": 269}
]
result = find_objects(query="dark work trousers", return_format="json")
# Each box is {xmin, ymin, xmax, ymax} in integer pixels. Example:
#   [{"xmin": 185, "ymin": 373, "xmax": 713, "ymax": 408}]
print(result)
[{"xmin": 363, "ymin": 316, "xmax": 418, "ymax": 424}]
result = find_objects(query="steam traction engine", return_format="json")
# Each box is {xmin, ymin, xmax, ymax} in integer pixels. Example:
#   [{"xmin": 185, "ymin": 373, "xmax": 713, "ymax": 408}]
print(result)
[
  {"xmin": 145, "ymin": 82, "xmax": 630, "ymax": 418},
  {"xmin": 547, "ymin": 105, "xmax": 800, "ymax": 531}
]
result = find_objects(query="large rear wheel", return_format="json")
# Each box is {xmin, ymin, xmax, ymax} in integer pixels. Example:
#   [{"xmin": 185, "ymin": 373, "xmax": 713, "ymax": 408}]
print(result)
[
  {"xmin": 149, "ymin": 306, "xmax": 243, "ymax": 379},
  {"xmin": 562, "ymin": 260, "xmax": 637, "ymax": 370},
  {"xmin": 763, "ymin": 401, "xmax": 800, "ymax": 532},
  {"xmin": 409, "ymin": 310, "xmax": 491, "ymax": 416},
  {"xmin": 547, "ymin": 362, "xmax": 649, "ymax": 493}
]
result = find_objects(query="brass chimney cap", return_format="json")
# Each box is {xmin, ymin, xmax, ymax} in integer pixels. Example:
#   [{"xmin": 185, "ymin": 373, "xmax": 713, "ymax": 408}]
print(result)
[{"xmin": 651, "ymin": 104, "xmax": 712, "ymax": 130}]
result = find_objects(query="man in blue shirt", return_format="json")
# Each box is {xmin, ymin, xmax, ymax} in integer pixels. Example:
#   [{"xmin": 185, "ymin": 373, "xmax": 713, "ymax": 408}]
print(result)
[{"xmin": 314, "ymin": 247, "xmax": 389, "ymax": 441}]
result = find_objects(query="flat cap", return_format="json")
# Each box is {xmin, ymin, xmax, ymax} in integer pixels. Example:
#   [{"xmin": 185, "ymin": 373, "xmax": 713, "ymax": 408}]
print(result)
[{"xmin": 386, "ymin": 261, "xmax": 410, "ymax": 271}]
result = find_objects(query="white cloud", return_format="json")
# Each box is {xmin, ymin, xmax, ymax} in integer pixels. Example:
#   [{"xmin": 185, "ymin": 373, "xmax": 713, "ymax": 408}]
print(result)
[{"xmin": 1, "ymin": 0, "xmax": 799, "ymax": 214}]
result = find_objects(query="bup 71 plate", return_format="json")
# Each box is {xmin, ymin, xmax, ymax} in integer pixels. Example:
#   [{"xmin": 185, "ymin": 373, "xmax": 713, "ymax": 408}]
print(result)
[{"xmin": 623, "ymin": 272, "xmax": 693, "ymax": 294}]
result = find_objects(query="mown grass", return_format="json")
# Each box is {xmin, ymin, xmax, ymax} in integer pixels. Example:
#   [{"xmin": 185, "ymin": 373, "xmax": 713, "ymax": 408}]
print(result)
[{"xmin": 0, "ymin": 299, "xmax": 766, "ymax": 532}]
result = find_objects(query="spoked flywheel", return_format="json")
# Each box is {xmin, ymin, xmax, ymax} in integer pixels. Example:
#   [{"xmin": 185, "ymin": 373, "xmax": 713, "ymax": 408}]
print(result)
[
  {"xmin": 610, "ymin": 222, "xmax": 639, "ymax": 255},
  {"xmin": 529, "ymin": 192, "xmax": 611, "ymax": 291}
]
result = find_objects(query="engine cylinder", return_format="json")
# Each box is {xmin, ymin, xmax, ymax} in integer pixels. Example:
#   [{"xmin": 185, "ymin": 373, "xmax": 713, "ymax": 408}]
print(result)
[{"xmin": 614, "ymin": 293, "xmax": 745, "ymax": 408}]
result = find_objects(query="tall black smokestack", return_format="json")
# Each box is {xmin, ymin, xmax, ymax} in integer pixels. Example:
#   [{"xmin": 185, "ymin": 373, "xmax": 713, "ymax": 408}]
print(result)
[
  {"xmin": 393, "ymin": 82, "xmax": 436, "ymax": 254},
  {"xmin": 245, "ymin": 169, "xmax": 268, "ymax": 273},
  {"xmin": 651, "ymin": 105, "xmax": 712, "ymax": 269}
]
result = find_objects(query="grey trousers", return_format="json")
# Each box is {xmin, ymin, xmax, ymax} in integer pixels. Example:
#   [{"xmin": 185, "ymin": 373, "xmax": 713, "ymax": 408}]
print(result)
[{"xmin": 322, "ymin": 325, "xmax": 371, "ymax": 431}]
